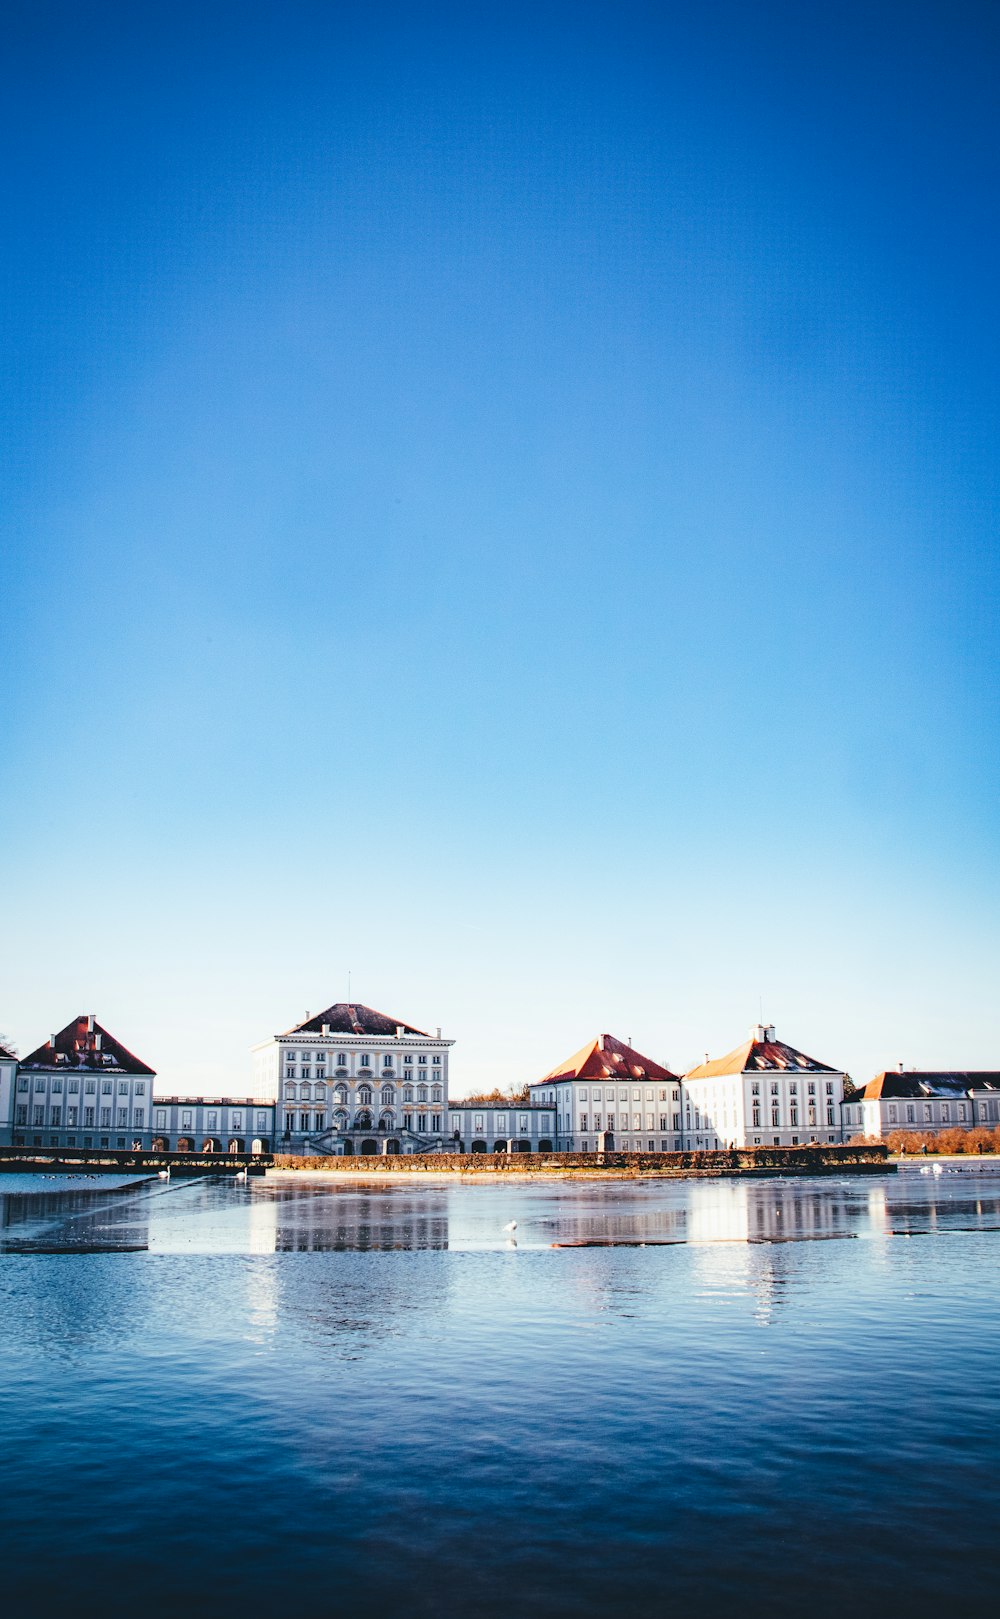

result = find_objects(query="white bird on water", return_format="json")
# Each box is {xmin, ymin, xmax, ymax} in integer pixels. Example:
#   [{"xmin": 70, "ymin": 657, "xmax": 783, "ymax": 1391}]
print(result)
[
  {"xmin": 235, "ymin": 1168, "xmax": 248, "ymax": 1183},
  {"xmin": 503, "ymin": 1220, "xmax": 517, "ymax": 1233},
  {"xmin": 157, "ymin": 1168, "xmax": 170, "ymax": 1181}
]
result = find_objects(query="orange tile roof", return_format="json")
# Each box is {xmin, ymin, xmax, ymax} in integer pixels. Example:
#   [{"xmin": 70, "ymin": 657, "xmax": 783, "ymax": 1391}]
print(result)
[
  {"xmin": 685, "ymin": 1033, "xmax": 838, "ymax": 1080},
  {"xmin": 535, "ymin": 1033, "xmax": 678, "ymax": 1085}
]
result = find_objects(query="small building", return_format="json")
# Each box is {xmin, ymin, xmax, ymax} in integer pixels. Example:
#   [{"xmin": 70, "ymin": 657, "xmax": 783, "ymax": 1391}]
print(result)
[
  {"xmin": 149, "ymin": 1097, "xmax": 275, "ymax": 1153},
  {"xmin": 843, "ymin": 1069, "xmax": 1000, "ymax": 1139},
  {"xmin": 12, "ymin": 1014, "xmax": 155, "ymax": 1150},
  {"xmin": 527, "ymin": 1034, "xmax": 682, "ymax": 1153},
  {"xmin": 683, "ymin": 1025, "xmax": 846, "ymax": 1149},
  {"xmin": 447, "ymin": 1101, "xmax": 555, "ymax": 1153},
  {"xmin": 252, "ymin": 1001, "xmax": 456, "ymax": 1155}
]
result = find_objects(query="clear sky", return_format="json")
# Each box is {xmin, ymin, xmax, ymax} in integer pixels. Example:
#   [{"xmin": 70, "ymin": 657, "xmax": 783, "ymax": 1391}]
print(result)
[{"xmin": 2, "ymin": 0, "xmax": 998, "ymax": 1095}]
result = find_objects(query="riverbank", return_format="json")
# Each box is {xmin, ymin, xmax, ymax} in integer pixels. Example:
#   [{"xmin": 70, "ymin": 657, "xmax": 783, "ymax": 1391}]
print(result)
[{"xmin": 269, "ymin": 1143, "xmax": 890, "ymax": 1180}]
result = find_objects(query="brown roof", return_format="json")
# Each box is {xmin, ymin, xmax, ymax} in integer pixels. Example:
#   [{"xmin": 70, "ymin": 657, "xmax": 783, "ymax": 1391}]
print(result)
[
  {"xmin": 685, "ymin": 1031, "xmax": 838, "ymax": 1080},
  {"xmin": 20, "ymin": 1015, "xmax": 155, "ymax": 1076},
  {"xmin": 857, "ymin": 1071, "xmax": 1000, "ymax": 1100},
  {"xmin": 284, "ymin": 1002, "xmax": 430, "ymax": 1038},
  {"xmin": 533, "ymin": 1033, "xmax": 678, "ymax": 1085}
]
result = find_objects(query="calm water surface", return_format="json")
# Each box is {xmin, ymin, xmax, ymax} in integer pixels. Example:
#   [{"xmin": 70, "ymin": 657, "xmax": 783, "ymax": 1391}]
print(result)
[{"xmin": 1, "ymin": 1168, "xmax": 998, "ymax": 1618}]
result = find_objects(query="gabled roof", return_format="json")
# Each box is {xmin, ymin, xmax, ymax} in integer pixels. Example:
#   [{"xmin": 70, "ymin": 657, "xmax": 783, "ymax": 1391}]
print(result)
[
  {"xmin": 284, "ymin": 1002, "xmax": 430, "ymax": 1038},
  {"xmin": 858, "ymin": 1071, "xmax": 1000, "ymax": 1101},
  {"xmin": 533, "ymin": 1033, "xmax": 678, "ymax": 1086},
  {"xmin": 685, "ymin": 1028, "xmax": 838, "ymax": 1080},
  {"xmin": 20, "ymin": 1015, "xmax": 155, "ymax": 1076},
  {"xmin": 0, "ymin": 1043, "xmax": 16, "ymax": 1061}
]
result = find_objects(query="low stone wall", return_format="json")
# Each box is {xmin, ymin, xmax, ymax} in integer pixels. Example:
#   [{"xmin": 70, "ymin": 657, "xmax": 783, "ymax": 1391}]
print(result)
[{"xmin": 271, "ymin": 1144, "xmax": 890, "ymax": 1176}]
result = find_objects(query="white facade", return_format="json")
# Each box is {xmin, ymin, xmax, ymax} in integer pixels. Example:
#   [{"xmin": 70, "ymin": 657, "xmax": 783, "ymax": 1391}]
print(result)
[
  {"xmin": 683, "ymin": 1026, "xmax": 846, "ymax": 1149},
  {"xmin": 528, "ymin": 1076, "xmax": 684, "ymax": 1153},
  {"xmin": 11, "ymin": 1016, "xmax": 155, "ymax": 1150},
  {"xmin": 0, "ymin": 1046, "xmax": 18, "ymax": 1148}
]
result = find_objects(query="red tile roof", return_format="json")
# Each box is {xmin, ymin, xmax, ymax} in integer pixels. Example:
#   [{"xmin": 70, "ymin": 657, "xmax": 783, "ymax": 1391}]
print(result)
[
  {"xmin": 284, "ymin": 1002, "xmax": 430, "ymax": 1037},
  {"xmin": 685, "ymin": 1032, "xmax": 838, "ymax": 1080},
  {"xmin": 20, "ymin": 1015, "xmax": 155, "ymax": 1076},
  {"xmin": 533, "ymin": 1033, "xmax": 678, "ymax": 1085}
]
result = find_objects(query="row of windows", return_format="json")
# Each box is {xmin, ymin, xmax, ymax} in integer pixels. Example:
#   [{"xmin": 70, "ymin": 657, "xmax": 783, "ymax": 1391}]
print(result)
[
  {"xmin": 17, "ymin": 1077, "xmax": 145, "ymax": 1096},
  {"xmin": 749, "ymin": 1080, "xmax": 835, "ymax": 1096},
  {"xmin": 284, "ymin": 1084, "xmax": 443, "ymax": 1103},
  {"xmin": 15, "ymin": 1105, "xmax": 145, "ymax": 1128},
  {"xmin": 283, "ymin": 1052, "xmax": 442, "ymax": 1067}
]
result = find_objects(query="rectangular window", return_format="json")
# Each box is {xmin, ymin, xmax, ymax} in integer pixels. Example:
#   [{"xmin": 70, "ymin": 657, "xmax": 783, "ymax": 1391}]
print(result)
[
  {"xmin": 135, "ymin": 1082, "xmax": 145, "ymax": 1095},
  {"xmin": 100, "ymin": 1108, "xmax": 111, "ymax": 1127},
  {"xmin": 102, "ymin": 1080, "xmax": 113, "ymax": 1095},
  {"xmin": 17, "ymin": 1076, "xmax": 28, "ymax": 1092},
  {"xmin": 134, "ymin": 1109, "xmax": 144, "ymax": 1126},
  {"xmin": 496, "ymin": 1114, "xmax": 507, "ymax": 1133},
  {"xmin": 659, "ymin": 1115, "xmax": 668, "ymax": 1130},
  {"xmin": 403, "ymin": 1112, "xmax": 412, "ymax": 1129},
  {"xmin": 14, "ymin": 1104, "xmax": 27, "ymax": 1124},
  {"xmin": 579, "ymin": 1113, "xmax": 588, "ymax": 1131},
  {"xmin": 906, "ymin": 1104, "xmax": 915, "ymax": 1123},
  {"xmin": 50, "ymin": 1107, "xmax": 61, "ymax": 1126},
  {"xmin": 518, "ymin": 1114, "xmax": 529, "ymax": 1134},
  {"xmin": 69, "ymin": 1079, "xmax": 80, "ymax": 1093},
  {"xmin": 959, "ymin": 1103, "xmax": 967, "ymax": 1121},
  {"xmin": 67, "ymin": 1106, "xmax": 78, "ymax": 1126},
  {"xmin": 941, "ymin": 1103, "xmax": 950, "ymax": 1123},
  {"xmin": 52, "ymin": 1077, "xmax": 63, "ymax": 1094},
  {"xmin": 418, "ymin": 1113, "xmax": 427, "ymax": 1131},
  {"xmin": 888, "ymin": 1104, "xmax": 898, "ymax": 1123},
  {"xmin": 207, "ymin": 1111, "xmax": 218, "ymax": 1130},
  {"xmin": 924, "ymin": 1103, "xmax": 932, "ymax": 1122},
  {"xmin": 84, "ymin": 1107, "xmax": 95, "ymax": 1126},
  {"xmin": 474, "ymin": 1114, "xmax": 484, "ymax": 1131},
  {"xmin": 182, "ymin": 1111, "xmax": 192, "ymax": 1128},
  {"xmin": 826, "ymin": 1107, "xmax": 835, "ymax": 1126},
  {"xmin": 119, "ymin": 1081, "xmax": 129, "ymax": 1096},
  {"xmin": 85, "ymin": 1080, "xmax": 96, "ymax": 1094},
  {"xmin": 116, "ymin": 1107, "xmax": 128, "ymax": 1128},
  {"xmin": 156, "ymin": 1109, "xmax": 166, "ymax": 1129}
]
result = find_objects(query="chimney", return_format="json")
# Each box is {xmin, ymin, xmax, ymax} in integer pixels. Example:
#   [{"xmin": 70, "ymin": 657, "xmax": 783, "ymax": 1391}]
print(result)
[
  {"xmin": 436, "ymin": 1027, "xmax": 441, "ymax": 1039},
  {"xmin": 321, "ymin": 1024, "xmax": 330, "ymax": 1037},
  {"xmin": 754, "ymin": 1024, "xmax": 766, "ymax": 1041},
  {"xmin": 50, "ymin": 1035, "xmax": 57, "ymax": 1050},
  {"xmin": 766, "ymin": 1025, "xmax": 775, "ymax": 1042},
  {"xmin": 95, "ymin": 1034, "xmax": 102, "ymax": 1050},
  {"xmin": 87, "ymin": 1015, "xmax": 94, "ymax": 1033},
  {"xmin": 396, "ymin": 1026, "xmax": 404, "ymax": 1038},
  {"xmin": 898, "ymin": 1060, "xmax": 904, "ymax": 1073}
]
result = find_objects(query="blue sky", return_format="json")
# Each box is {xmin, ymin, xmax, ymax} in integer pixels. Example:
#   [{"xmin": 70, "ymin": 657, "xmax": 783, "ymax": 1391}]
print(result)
[{"xmin": 2, "ymin": 1, "xmax": 998, "ymax": 1093}]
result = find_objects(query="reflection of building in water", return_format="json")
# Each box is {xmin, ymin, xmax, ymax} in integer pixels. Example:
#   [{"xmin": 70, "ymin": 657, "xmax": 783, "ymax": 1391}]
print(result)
[
  {"xmin": 269, "ymin": 1188, "xmax": 450, "ymax": 1251},
  {"xmin": 0, "ymin": 1183, "xmax": 151, "ymax": 1252},
  {"xmin": 687, "ymin": 1181, "xmax": 857, "ymax": 1245}
]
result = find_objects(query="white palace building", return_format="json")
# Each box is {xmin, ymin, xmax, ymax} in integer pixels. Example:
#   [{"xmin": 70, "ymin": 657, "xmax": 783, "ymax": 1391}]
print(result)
[{"xmin": 0, "ymin": 1001, "xmax": 996, "ymax": 1157}]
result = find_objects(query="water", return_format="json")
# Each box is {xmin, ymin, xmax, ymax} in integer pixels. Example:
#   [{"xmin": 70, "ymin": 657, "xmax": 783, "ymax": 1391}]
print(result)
[{"xmin": 1, "ymin": 1168, "xmax": 998, "ymax": 1618}]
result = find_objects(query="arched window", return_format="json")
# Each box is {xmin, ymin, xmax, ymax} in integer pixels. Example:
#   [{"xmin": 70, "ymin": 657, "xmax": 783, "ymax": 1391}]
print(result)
[
  {"xmin": 335, "ymin": 1085, "xmax": 348, "ymax": 1105},
  {"xmin": 357, "ymin": 1085, "xmax": 372, "ymax": 1105},
  {"xmin": 381, "ymin": 1086, "xmax": 395, "ymax": 1105}
]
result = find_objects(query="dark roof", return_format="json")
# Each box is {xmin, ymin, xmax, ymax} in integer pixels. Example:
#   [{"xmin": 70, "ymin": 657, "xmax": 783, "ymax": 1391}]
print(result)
[
  {"xmin": 532, "ymin": 1033, "xmax": 678, "ymax": 1085},
  {"xmin": 20, "ymin": 1015, "xmax": 155, "ymax": 1076},
  {"xmin": 686, "ymin": 1030, "xmax": 838, "ymax": 1080},
  {"xmin": 283, "ymin": 1002, "xmax": 430, "ymax": 1038},
  {"xmin": 0, "ymin": 1044, "xmax": 16, "ymax": 1061},
  {"xmin": 858, "ymin": 1071, "xmax": 1000, "ymax": 1100}
]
